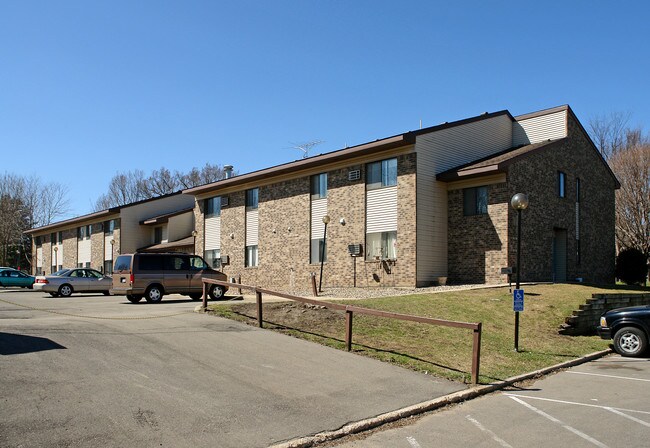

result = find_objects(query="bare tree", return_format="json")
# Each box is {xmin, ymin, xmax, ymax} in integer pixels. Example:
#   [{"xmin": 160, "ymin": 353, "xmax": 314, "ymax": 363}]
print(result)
[
  {"xmin": 94, "ymin": 164, "xmax": 230, "ymax": 211},
  {"xmin": 609, "ymin": 143, "xmax": 650, "ymax": 259},
  {"xmin": 589, "ymin": 111, "xmax": 631, "ymax": 159}
]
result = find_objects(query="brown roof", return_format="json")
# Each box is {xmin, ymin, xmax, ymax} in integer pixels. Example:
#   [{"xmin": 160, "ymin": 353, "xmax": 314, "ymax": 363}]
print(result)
[
  {"xmin": 140, "ymin": 207, "xmax": 194, "ymax": 226},
  {"xmin": 183, "ymin": 110, "xmax": 514, "ymax": 196},
  {"xmin": 137, "ymin": 236, "xmax": 194, "ymax": 252},
  {"xmin": 437, "ymin": 139, "xmax": 564, "ymax": 181}
]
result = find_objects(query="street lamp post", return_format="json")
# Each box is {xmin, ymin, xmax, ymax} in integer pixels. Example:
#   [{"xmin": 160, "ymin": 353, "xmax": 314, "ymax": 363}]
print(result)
[
  {"xmin": 319, "ymin": 215, "xmax": 331, "ymax": 292},
  {"xmin": 511, "ymin": 193, "xmax": 529, "ymax": 352}
]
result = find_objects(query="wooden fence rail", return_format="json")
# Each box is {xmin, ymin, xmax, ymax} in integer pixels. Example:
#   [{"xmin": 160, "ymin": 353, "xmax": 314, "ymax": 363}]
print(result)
[{"xmin": 202, "ymin": 278, "xmax": 483, "ymax": 384}]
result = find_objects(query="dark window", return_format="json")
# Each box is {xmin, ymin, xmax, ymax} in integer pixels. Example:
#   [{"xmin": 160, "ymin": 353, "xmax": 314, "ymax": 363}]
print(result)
[
  {"xmin": 164, "ymin": 255, "xmax": 189, "ymax": 271},
  {"xmin": 77, "ymin": 225, "xmax": 91, "ymax": 240},
  {"xmin": 310, "ymin": 173, "xmax": 328, "ymax": 199},
  {"xmin": 205, "ymin": 196, "xmax": 221, "ymax": 218},
  {"xmin": 189, "ymin": 256, "xmax": 208, "ymax": 270},
  {"xmin": 154, "ymin": 227, "xmax": 163, "ymax": 244},
  {"xmin": 105, "ymin": 220, "xmax": 115, "ymax": 235},
  {"xmin": 138, "ymin": 255, "xmax": 164, "ymax": 271},
  {"xmin": 51, "ymin": 232, "xmax": 57, "ymax": 244},
  {"xmin": 113, "ymin": 255, "xmax": 132, "ymax": 272},
  {"xmin": 576, "ymin": 178, "xmax": 581, "ymax": 202},
  {"xmin": 104, "ymin": 260, "xmax": 113, "ymax": 275},
  {"xmin": 559, "ymin": 172, "xmax": 566, "ymax": 198},
  {"xmin": 35, "ymin": 236, "xmax": 42, "ymax": 247},
  {"xmin": 463, "ymin": 186, "xmax": 488, "ymax": 216},
  {"xmin": 246, "ymin": 188, "xmax": 259, "ymax": 210},
  {"xmin": 366, "ymin": 158, "xmax": 397, "ymax": 190}
]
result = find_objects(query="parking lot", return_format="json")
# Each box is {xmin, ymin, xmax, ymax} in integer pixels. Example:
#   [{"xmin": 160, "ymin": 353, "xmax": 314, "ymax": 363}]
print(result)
[
  {"xmin": 0, "ymin": 289, "xmax": 463, "ymax": 447},
  {"xmin": 335, "ymin": 355, "xmax": 650, "ymax": 447}
]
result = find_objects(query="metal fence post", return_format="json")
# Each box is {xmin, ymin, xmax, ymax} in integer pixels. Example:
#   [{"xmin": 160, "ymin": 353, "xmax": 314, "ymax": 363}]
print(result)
[{"xmin": 202, "ymin": 282, "xmax": 208, "ymax": 311}]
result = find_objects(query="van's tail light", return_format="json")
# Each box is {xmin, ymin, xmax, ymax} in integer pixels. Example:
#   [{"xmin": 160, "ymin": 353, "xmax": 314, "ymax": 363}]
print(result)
[{"xmin": 129, "ymin": 273, "xmax": 134, "ymax": 286}]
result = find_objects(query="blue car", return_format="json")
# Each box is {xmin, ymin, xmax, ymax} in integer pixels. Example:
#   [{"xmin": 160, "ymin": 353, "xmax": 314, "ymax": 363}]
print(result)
[{"xmin": 0, "ymin": 269, "xmax": 35, "ymax": 289}]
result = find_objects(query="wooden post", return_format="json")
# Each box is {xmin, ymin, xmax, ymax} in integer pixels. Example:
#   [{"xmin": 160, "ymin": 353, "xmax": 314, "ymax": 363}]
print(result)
[
  {"xmin": 237, "ymin": 274, "xmax": 242, "ymax": 295},
  {"xmin": 202, "ymin": 281, "xmax": 208, "ymax": 311},
  {"xmin": 471, "ymin": 323, "xmax": 482, "ymax": 384},
  {"xmin": 256, "ymin": 289, "xmax": 263, "ymax": 328},
  {"xmin": 345, "ymin": 310, "xmax": 353, "ymax": 351},
  {"xmin": 311, "ymin": 273, "xmax": 318, "ymax": 297}
]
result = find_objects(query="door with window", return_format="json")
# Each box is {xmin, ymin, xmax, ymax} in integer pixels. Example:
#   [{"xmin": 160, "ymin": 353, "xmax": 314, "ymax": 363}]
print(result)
[{"xmin": 163, "ymin": 255, "xmax": 191, "ymax": 293}]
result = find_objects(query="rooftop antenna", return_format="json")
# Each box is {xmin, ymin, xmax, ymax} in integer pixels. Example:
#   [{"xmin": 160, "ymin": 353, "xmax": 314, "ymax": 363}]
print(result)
[{"xmin": 289, "ymin": 140, "xmax": 324, "ymax": 159}]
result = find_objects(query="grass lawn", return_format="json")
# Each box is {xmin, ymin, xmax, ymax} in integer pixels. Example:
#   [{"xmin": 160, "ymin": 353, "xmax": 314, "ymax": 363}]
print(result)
[{"xmin": 208, "ymin": 283, "xmax": 649, "ymax": 384}]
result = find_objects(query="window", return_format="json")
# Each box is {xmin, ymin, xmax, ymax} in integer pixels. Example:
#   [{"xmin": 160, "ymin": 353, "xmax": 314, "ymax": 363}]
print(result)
[
  {"xmin": 138, "ymin": 255, "xmax": 164, "ymax": 271},
  {"xmin": 366, "ymin": 158, "xmax": 397, "ymax": 190},
  {"xmin": 51, "ymin": 265, "xmax": 57, "ymax": 274},
  {"xmin": 205, "ymin": 196, "xmax": 221, "ymax": 218},
  {"xmin": 366, "ymin": 231, "xmax": 397, "ymax": 260},
  {"xmin": 310, "ymin": 238, "xmax": 326, "ymax": 264},
  {"xmin": 576, "ymin": 178, "xmax": 581, "ymax": 202},
  {"xmin": 35, "ymin": 236, "xmax": 42, "ymax": 247},
  {"xmin": 113, "ymin": 255, "xmax": 132, "ymax": 272},
  {"xmin": 58, "ymin": 231, "xmax": 63, "ymax": 243},
  {"xmin": 204, "ymin": 249, "xmax": 221, "ymax": 269},
  {"xmin": 51, "ymin": 232, "xmax": 57, "ymax": 244},
  {"xmin": 105, "ymin": 220, "xmax": 115, "ymax": 235},
  {"xmin": 165, "ymin": 255, "xmax": 189, "ymax": 271},
  {"xmin": 463, "ymin": 186, "xmax": 488, "ymax": 216},
  {"xmin": 245, "ymin": 245, "xmax": 258, "ymax": 267},
  {"xmin": 190, "ymin": 255, "xmax": 209, "ymax": 270},
  {"xmin": 246, "ymin": 188, "xmax": 259, "ymax": 210},
  {"xmin": 77, "ymin": 225, "xmax": 91, "ymax": 240},
  {"xmin": 310, "ymin": 173, "xmax": 328, "ymax": 199},
  {"xmin": 558, "ymin": 171, "xmax": 566, "ymax": 198},
  {"xmin": 154, "ymin": 227, "xmax": 163, "ymax": 244},
  {"xmin": 103, "ymin": 260, "xmax": 113, "ymax": 275}
]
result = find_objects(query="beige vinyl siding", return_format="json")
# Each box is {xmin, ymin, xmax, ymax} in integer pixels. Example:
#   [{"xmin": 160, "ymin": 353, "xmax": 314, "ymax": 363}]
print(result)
[
  {"xmin": 310, "ymin": 198, "xmax": 328, "ymax": 239},
  {"xmin": 119, "ymin": 194, "xmax": 195, "ymax": 253},
  {"xmin": 167, "ymin": 212, "xmax": 193, "ymax": 242},
  {"xmin": 78, "ymin": 239, "xmax": 91, "ymax": 264},
  {"xmin": 36, "ymin": 247, "xmax": 43, "ymax": 269},
  {"xmin": 415, "ymin": 114, "xmax": 513, "ymax": 285},
  {"xmin": 205, "ymin": 216, "xmax": 221, "ymax": 250},
  {"xmin": 366, "ymin": 186, "xmax": 397, "ymax": 233},
  {"xmin": 246, "ymin": 210, "xmax": 259, "ymax": 246},
  {"xmin": 104, "ymin": 235, "xmax": 112, "ymax": 260},
  {"xmin": 513, "ymin": 109, "xmax": 567, "ymax": 146}
]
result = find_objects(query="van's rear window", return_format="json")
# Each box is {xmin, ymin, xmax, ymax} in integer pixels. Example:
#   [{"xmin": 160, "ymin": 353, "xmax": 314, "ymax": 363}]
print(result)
[{"xmin": 113, "ymin": 255, "xmax": 132, "ymax": 272}]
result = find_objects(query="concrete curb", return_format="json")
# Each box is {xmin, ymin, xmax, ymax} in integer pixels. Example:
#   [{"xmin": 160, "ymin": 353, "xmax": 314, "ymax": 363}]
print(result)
[{"xmin": 270, "ymin": 348, "xmax": 613, "ymax": 448}]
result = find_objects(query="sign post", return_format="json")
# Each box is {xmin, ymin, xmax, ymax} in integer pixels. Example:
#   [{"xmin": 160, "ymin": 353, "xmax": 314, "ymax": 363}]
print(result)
[{"xmin": 513, "ymin": 288, "xmax": 524, "ymax": 351}]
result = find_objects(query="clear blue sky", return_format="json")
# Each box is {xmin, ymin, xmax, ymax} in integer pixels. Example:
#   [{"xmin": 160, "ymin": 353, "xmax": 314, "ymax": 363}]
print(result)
[{"xmin": 2, "ymin": 1, "xmax": 649, "ymax": 218}]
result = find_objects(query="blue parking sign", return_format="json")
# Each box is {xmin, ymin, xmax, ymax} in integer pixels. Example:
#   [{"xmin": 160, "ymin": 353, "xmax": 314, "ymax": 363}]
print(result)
[{"xmin": 513, "ymin": 289, "xmax": 524, "ymax": 311}]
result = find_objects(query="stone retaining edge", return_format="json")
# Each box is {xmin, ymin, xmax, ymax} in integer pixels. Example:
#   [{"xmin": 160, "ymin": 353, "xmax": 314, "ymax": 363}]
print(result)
[{"xmin": 270, "ymin": 348, "xmax": 613, "ymax": 448}]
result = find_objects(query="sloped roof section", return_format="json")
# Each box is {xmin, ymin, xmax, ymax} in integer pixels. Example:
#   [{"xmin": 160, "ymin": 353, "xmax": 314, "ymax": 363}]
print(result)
[
  {"xmin": 140, "ymin": 207, "xmax": 194, "ymax": 226},
  {"xmin": 437, "ymin": 139, "xmax": 564, "ymax": 182}
]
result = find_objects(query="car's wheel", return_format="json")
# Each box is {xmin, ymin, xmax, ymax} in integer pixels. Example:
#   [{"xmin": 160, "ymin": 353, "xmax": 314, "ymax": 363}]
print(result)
[
  {"xmin": 126, "ymin": 294, "xmax": 142, "ymax": 303},
  {"xmin": 613, "ymin": 326, "xmax": 648, "ymax": 357},
  {"xmin": 49, "ymin": 292, "xmax": 59, "ymax": 297},
  {"xmin": 58, "ymin": 284, "xmax": 73, "ymax": 297},
  {"xmin": 189, "ymin": 293, "xmax": 203, "ymax": 301},
  {"xmin": 208, "ymin": 285, "xmax": 225, "ymax": 300},
  {"xmin": 144, "ymin": 285, "xmax": 164, "ymax": 303}
]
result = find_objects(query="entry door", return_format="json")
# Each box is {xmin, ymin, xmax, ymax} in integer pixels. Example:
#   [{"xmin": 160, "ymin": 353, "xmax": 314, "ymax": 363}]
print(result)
[{"xmin": 553, "ymin": 228, "xmax": 567, "ymax": 282}]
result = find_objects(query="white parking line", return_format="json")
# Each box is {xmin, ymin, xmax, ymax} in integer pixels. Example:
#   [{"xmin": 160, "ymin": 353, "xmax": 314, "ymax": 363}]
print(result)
[
  {"xmin": 465, "ymin": 415, "xmax": 513, "ymax": 448},
  {"xmin": 406, "ymin": 436, "xmax": 422, "ymax": 448},
  {"xmin": 567, "ymin": 371, "xmax": 650, "ymax": 382},
  {"xmin": 604, "ymin": 407, "xmax": 650, "ymax": 428},
  {"xmin": 505, "ymin": 393, "xmax": 650, "ymax": 415},
  {"xmin": 508, "ymin": 396, "xmax": 609, "ymax": 448}
]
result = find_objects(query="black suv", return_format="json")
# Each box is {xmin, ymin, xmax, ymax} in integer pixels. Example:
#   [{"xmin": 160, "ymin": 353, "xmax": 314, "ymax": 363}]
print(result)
[{"xmin": 597, "ymin": 306, "xmax": 650, "ymax": 357}]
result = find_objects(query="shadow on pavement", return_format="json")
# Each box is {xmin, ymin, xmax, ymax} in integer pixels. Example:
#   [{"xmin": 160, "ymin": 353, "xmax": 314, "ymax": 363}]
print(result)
[{"xmin": 0, "ymin": 332, "xmax": 66, "ymax": 355}]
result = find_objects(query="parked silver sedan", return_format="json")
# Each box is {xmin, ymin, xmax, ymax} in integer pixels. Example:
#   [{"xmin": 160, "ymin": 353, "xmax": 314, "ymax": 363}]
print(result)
[{"xmin": 34, "ymin": 268, "xmax": 112, "ymax": 297}]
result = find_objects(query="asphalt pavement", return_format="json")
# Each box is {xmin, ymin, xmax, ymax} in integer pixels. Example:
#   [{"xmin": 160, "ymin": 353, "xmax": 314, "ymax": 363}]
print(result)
[
  {"xmin": 0, "ymin": 289, "xmax": 463, "ymax": 447},
  {"xmin": 333, "ymin": 355, "xmax": 650, "ymax": 447}
]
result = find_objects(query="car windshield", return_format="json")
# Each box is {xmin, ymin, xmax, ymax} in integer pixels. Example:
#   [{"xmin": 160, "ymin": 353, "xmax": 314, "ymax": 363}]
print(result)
[{"xmin": 52, "ymin": 269, "xmax": 71, "ymax": 276}]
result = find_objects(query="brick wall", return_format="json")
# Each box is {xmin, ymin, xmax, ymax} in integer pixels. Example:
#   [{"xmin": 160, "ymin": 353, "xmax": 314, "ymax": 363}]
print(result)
[
  {"xmin": 559, "ymin": 293, "xmax": 650, "ymax": 335},
  {"xmin": 91, "ymin": 223, "xmax": 104, "ymax": 271},
  {"xmin": 199, "ymin": 153, "xmax": 418, "ymax": 290},
  {"xmin": 507, "ymin": 115, "xmax": 616, "ymax": 284},
  {"xmin": 62, "ymin": 229, "xmax": 77, "ymax": 268},
  {"xmin": 448, "ymin": 182, "xmax": 509, "ymax": 284},
  {"xmin": 448, "ymin": 114, "xmax": 616, "ymax": 285}
]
